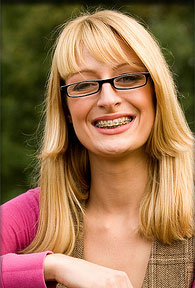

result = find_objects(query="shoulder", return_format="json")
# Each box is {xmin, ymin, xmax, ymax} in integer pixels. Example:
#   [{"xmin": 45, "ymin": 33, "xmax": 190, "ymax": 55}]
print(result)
[
  {"xmin": 2, "ymin": 187, "xmax": 40, "ymax": 212},
  {"xmin": 1, "ymin": 187, "xmax": 41, "ymax": 229}
]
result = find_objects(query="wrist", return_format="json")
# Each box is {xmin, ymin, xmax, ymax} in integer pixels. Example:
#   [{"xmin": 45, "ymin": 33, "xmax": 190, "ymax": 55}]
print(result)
[{"xmin": 44, "ymin": 253, "xmax": 58, "ymax": 282}]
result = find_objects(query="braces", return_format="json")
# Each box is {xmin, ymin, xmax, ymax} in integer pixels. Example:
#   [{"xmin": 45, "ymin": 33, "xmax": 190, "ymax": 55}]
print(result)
[{"xmin": 95, "ymin": 117, "xmax": 133, "ymax": 128}]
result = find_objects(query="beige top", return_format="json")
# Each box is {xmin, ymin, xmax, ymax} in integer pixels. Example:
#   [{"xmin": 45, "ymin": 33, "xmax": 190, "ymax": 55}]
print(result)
[{"xmin": 57, "ymin": 213, "xmax": 195, "ymax": 288}]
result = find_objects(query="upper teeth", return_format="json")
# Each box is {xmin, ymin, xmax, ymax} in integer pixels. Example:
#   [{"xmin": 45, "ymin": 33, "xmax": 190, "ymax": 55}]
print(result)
[{"xmin": 95, "ymin": 116, "xmax": 133, "ymax": 128}]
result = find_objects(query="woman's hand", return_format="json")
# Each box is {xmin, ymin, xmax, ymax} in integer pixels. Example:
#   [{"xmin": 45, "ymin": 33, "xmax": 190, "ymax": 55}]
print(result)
[{"xmin": 44, "ymin": 253, "xmax": 133, "ymax": 288}]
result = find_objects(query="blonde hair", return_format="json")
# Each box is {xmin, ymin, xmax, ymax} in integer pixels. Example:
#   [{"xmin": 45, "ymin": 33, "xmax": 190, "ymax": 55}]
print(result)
[{"xmin": 23, "ymin": 9, "xmax": 194, "ymax": 254}]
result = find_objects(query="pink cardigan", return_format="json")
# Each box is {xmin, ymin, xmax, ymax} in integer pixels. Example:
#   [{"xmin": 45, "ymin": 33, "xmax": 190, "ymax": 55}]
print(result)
[{"xmin": 0, "ymin": 188, "xmax": 56, "ymax": 288}]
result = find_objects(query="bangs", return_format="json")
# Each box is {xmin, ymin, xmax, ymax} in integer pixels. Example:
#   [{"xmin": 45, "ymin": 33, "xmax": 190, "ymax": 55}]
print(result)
[{"xmin": 55, "ymin": 17, "xmax": 141, "ymax": 80}]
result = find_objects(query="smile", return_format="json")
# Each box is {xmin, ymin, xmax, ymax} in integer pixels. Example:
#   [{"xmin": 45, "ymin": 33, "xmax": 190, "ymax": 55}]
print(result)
[{"xmin": 94, "ymin": 116, "xmax": 134, "ymax": 129}]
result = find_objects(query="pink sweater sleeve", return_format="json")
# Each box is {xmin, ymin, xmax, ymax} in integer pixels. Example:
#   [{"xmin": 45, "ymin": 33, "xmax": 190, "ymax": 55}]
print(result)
[{"xmin": 0, "ymin": 188, "xmax": 56, "ymax": 288}]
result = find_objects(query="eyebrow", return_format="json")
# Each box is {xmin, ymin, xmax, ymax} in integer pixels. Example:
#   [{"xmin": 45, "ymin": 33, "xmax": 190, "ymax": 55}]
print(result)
[
  {"xmin": 112, "ymin": 63, "xmax": 132, "ymax": 70},
  {"xmin": 70, "ymin": 62, "xmax": 143, "ymax": 78}
]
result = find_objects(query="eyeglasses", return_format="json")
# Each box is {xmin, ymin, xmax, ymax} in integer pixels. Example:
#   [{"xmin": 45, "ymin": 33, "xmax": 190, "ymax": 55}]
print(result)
[{"xmin": 60, "ymin": 72, "xmax": 150, "ymax": 98}]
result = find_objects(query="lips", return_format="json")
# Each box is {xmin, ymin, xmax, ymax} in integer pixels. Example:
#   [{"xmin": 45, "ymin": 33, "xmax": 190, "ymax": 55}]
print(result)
[{"xmin": 93, "ymin": 115, "xmax": 135, "ymax": 129}]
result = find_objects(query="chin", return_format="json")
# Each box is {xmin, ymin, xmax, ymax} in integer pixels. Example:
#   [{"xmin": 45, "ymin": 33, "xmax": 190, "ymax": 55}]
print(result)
[{"xmin": 95, "ymin": 144, "xmax": 137, "ymax": 158}]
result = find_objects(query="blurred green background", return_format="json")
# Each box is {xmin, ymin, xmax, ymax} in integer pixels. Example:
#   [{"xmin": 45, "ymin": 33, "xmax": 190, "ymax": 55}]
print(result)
[{"xmin": 1, "ymin": 3, "xmax": 194, "ymax": 203}]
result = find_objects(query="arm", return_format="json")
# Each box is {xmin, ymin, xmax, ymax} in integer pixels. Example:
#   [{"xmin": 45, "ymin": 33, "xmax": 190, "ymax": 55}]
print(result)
[
  {"xmin": 0, "ymin": 188, "xmax": 55, "ymax": 288},
  {"xmin": 44, "ymin": 253, "xmax": 133, "ymax": 288}
]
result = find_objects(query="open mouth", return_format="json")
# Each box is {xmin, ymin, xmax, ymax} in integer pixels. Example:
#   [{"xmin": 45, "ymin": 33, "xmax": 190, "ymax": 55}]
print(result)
[{"xmin": 94, "ymin": 116, "xmax": 134, "ymax": 129}]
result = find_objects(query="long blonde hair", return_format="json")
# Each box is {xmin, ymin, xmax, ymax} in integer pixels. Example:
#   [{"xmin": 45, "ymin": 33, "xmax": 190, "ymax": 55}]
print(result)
[{"xmin": 23, "ymin": 9, "xmax": 194, "ymax": 254}]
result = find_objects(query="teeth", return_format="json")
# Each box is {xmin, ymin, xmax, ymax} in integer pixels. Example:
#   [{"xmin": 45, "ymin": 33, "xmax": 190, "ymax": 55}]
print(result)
[{"xmin": 95, "ymin": 116, "xmax": 133, "ymax": 128}]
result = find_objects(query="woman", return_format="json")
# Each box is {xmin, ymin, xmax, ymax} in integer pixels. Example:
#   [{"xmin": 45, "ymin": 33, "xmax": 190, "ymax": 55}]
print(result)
[{"xmin": 1, "ymin": 9, "xmax": 194, "ymax": 288}]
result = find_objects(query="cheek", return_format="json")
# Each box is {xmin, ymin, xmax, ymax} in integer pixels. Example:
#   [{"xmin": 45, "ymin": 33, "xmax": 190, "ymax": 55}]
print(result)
[
  {"xmin": 67, "ymin": 102, "xmax": 87, "ymax": 144},
  {"xmin": 139, "ymin": 85, "xmax": 155, "ymax": 115},
  {"xmin": 142, "ymin": 96, "xmax": 155, "ymax": 114},
  {"xmin": 67, "ymin": 99, "xmax": 85, "ymax": 121},
  {"xmin": 130, "ymin": 92, "xmax": 155, "ymax": 115},
  {"xmin": 67, "ymin": 98, "xmax": 94, "ymax": 129},
  {"xmin": 129, "ymin": 87, "xmax": 155, "ymax": 130}
]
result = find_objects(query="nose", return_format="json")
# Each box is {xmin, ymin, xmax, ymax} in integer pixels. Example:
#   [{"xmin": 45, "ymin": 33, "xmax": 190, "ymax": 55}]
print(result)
[{"xmin": 97, "ymin": 83, "xmax": 121, "ymax": 109}]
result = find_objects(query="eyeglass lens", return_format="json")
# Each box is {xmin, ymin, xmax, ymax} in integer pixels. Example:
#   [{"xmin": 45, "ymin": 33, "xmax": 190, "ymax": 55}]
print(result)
[{"xmin": 68, "ymin": 82, "xmax": 99, "ymax": 97}]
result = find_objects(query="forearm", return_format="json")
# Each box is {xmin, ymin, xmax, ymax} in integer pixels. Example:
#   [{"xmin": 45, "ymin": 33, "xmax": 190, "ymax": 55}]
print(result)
[{"xmin": 44, "ymin": 253, "xmax": 133, "ymax": 288}]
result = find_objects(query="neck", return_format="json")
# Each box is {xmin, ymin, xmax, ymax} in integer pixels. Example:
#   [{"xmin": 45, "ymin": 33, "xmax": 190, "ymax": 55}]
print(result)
[{"xmin": 88, "ymin": 149, "xmax": 149, "ymax": 216}]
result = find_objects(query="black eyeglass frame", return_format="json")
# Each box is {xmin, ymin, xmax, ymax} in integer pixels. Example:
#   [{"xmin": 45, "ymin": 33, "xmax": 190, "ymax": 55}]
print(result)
[{"xmin": 60, "ymin": 72, "xmax": 150, "ymax": 98}]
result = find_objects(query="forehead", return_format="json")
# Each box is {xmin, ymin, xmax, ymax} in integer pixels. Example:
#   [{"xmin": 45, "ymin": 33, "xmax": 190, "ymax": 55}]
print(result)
[
  {"xmin": 68, "ymin": 47, "xmax": 145, "ymax": 80},
  {"xmin": 57, "ymin": 29, "xmax": 145, "ymax": 80},
  {"xmin": 84, "ymin": 43, "xmax": 143, "ymax": 65},
  {"xmin": 67, "ymin": 44, "xmax": 146, "ymax": 80}
]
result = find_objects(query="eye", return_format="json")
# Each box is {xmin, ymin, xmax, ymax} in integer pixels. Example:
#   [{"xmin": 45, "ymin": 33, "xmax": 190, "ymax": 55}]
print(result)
[
  {"xmin": 115, "ymin": 74, "xmax": 145, "ymax": 88},
  {"xmin": 118, "ymin": 74, "xmax": 142, "ymax": 83},
  {"xmin": 67, "ymin": 81, "xmax": 99, "ymax": 97},
  {"xmin": 72, "ymin": 82, "xmax": 97, "ymax": 92}
]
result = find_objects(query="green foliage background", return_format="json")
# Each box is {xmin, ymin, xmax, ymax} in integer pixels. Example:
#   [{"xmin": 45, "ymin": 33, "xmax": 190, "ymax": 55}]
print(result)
[{"xmin": 1, "ymin": 4, "xmax": 194, "ymax": 203}]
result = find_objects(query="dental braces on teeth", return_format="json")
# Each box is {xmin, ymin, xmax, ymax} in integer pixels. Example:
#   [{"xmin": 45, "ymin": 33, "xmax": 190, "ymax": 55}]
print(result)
[{"xmin": 95, "ymin": 116, "xmax": 133, "ymax": 129}]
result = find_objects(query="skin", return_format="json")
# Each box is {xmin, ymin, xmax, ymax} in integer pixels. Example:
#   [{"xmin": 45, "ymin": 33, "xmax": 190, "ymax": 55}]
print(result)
[{"xmin": 44, "ymin": 45, "xmax": 155, "ymax": 288}]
